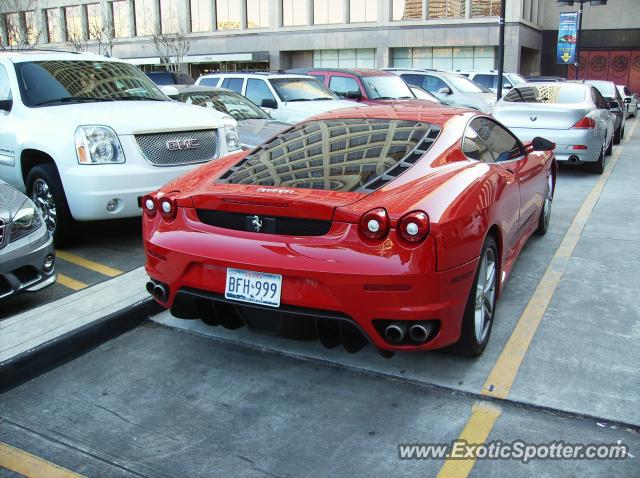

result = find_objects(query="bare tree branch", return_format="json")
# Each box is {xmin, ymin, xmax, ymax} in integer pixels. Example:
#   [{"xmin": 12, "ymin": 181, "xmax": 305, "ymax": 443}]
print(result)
[
  {"xmin": 151, "ymin": 13, "xmax": 191, "ymax": 72},
  {"xmin": 0, "ymin": 0, "xmax": 43, "ymax": 51}
]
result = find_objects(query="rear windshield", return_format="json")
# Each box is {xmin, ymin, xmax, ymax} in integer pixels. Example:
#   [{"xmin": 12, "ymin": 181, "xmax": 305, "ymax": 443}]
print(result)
[
  {"xmin": 218, "ymin": 119, "xmax": 440, "ymax": 192},
  {"xmin": 588, "ymin": 81, "xmax": 615, "ymax": 97},
  {"xmin": 502, "ymin": 85, "xmax": 586, "ymax": 104}
]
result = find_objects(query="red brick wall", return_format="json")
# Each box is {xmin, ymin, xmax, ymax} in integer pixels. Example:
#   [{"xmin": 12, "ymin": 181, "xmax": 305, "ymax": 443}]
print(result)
[{"xmin": 568, "ymin": 50, "xmax": 640, "ymax": 93}]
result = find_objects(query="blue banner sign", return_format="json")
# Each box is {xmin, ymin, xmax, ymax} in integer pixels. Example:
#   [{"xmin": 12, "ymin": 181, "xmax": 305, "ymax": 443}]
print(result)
[{"xmin": 557, "ymin": 12, "xmax": 578, "ymax": 65}]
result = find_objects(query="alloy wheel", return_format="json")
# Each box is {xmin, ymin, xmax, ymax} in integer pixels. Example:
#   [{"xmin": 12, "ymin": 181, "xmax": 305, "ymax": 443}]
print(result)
[
  {"xmin": 31, "ymin": 178, "xmax": 57, "ymax": 233},
  {"xmin": 474, "ymin": 247, "xmax": 497, "ymax": 343},
  {"xmin": 542, "ymin": 175, "xmax": 553, "ymax": 230}
]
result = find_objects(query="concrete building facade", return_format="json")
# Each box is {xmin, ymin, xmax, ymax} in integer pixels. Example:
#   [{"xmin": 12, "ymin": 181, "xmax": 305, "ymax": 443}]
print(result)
[{"xmin": 0, "ymin": 0, "xmax": 637, "ymax": 84}]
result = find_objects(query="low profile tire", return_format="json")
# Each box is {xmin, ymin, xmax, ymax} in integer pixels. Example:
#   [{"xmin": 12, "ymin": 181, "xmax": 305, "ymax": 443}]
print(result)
[
  {"xmin": 586, "ymin": 145, "xmax": 605, "ymax": 175},
  {"xmin": 27, "ymin": 163, "xmax": 76, "ymax": 246},
  {"xmin": 451, "ymin": 235, "xmax": 498, "ymax": 358},
  {"xmin": 605, "ymin": 137, "xmax": 613, "ymax": 156},
  {"xmin": 613, "ymin": 126, "xmax": 621, "ymax": 145},
  {"xmin": 535, "ymin": 174, "xmax": 554, "ymax": 235},
  {"xmin": 621, "ymin": 125, "xmax": 625, "ymax": 140}
]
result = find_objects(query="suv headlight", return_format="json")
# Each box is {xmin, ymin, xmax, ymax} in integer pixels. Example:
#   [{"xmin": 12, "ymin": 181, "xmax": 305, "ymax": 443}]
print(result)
[
  {"xmin": 75, "ymin": 125, "xmax": 125, "ymax": 164},
  {"xmin": 222, "ymin": 116, "xmax": 241, "ymax": 152},
  {"xmin": 10, "ymin": 198, "xmax": 42, "ymax": 243}
]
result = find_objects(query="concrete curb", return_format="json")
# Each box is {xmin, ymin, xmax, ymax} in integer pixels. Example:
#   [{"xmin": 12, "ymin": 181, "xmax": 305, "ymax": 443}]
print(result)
[{"xmin": 0, "ymin": 298, "xmax": 162, "ymax": 393}]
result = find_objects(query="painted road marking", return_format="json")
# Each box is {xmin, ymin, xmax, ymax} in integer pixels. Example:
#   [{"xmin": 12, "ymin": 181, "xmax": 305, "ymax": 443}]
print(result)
[
  {"xmin": 0, "ymin": 442, "xmax": 85, "ymax": 478},
  {"xmin": 437, "ymin": 119, "xmax": 638, "ymax": 478},
  {"xmin": 55, "ymin": 250, "xmax": 123, "ymax": 278},
  {"xmin": 56, "ymin": 273, "xmax": 88, "ymax": 291},
  {"xmin": 436, "ymin": 403, "xmax": 501, "ymax": 478}
]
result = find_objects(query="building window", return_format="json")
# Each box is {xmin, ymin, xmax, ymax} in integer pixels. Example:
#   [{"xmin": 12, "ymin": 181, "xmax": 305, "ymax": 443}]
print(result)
[
  {"xmin": 247, "ymin": 0, "xmax": 269, "ymax": 28},
  {"xmin": 350, "ymin": 0, "xmax": 377, "ymax": 22},
  {"xmin": 64, "ymin": 5, "xmax": 82, "ymax": 41},
  {"xmin": 283, "ymin": 0, "xmax": 306, "ymax": 26},
  {"xmin": 112, "ymin": 0, "xmax": 130, "ymax": 38},
  {"xmin": 392, "ymin": 0, "xmax": 422, "ymax": 21},
  {"xmin": 313, "ymin": 49, "xmax": 376, "ymax": 68},
  {"xmin": 135, "ymin": 0, "xmax": 154, "ymax": 36},
  {"xmin": 471, "ymin": 0, "xmax": 501, "ymax": 17},
  {"xmin": 191, "ymin": 0, "xmax": 211, "ymax": 32},
  {"xmin": 4, "ymin": 13, "xmax": 20, "ymax": 46},
  {"xmin": 314, "ymin": 0, "xmax": 342, "ymax": 25},
  {"xmin": 216, "ymin": 0, "xmax": 241, "ymax": 30},
  {"xmin": 393, "ymin": 47, "xmax": 495, "ymax": 70},
  {"xmin": 46, "ymin": 8, "xmax": 60, "ymax": 43},
  {"xmin": 86, "ymin": 4, "xmax": 102, "ymax": 40},
  {"xmin": 428, "ymin": 0, "xmax": 466, "ymax": 19},
  {"xmin": 161, "ymin": 0, "xmax": 179, "ymax": 34}
]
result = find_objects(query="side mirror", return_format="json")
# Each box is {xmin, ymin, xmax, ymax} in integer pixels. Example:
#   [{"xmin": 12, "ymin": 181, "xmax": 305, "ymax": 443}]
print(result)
[
  {"xmin": 345, "ymin": 91, "xmax": 363, "ymax": 100},
  {"xmin": 608, "ymin": 100, "xmax": 621, "ymax": 110},
  {"xmin": 160, "ymin": 85, "xmax": 179, "ymax": 98},
  {"xmin": 503, "ymin": 84, "xmax": 513, "ymax": 90},
  {"xmin": 528, "ymin": 136, "xmax": 556, "ymax": 152},
  {"xmin": 437, "ymin": 87, "xmax": 452, "ymax": 95},
  {"xmin": 624, "ymin": 97, "xmax": 631, "ymax": 104},
  {"xmin": 261, "ymin": 98, "xmax": 277, "ymax": 109},
  {"xmin": 0, "ymin": 99, "xmax": 12, "ymax": 112}
]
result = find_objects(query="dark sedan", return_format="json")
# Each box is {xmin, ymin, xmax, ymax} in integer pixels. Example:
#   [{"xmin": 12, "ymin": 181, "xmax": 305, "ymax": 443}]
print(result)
[
  {"xmin": 161, "ymin": 85, "xmax": 291, "ymax": 148},
  {"xmin": 586, "ymin": 80, "xmax": 627, "ymax": 144}
]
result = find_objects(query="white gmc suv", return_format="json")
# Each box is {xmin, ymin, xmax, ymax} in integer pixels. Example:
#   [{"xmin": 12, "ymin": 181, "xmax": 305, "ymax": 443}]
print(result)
[{"xmin": 0, "ymin": 51, "xmax": 240, "ymax": 244}]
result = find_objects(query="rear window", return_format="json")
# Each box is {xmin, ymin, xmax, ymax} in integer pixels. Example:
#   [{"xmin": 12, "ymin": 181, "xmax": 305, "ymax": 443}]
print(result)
[
  {"xmin": 502, "ymin": 85, "xmax": 585, "ymax": 104},
  {"xmin": 147, "ymin": 72, "xmax": 174, "ymax": 85},
  {"xmin": 218, "ymin": 119, "xmax": 440, "ymax": 192}
]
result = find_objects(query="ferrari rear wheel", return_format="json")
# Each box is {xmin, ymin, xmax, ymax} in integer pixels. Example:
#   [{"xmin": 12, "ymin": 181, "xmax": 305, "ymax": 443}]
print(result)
[
  {"xmin": 451, "ymin": 236, "xmax": 498, "ymax": 357},
  {"xmin": 535, "ymin": 174, "xmax": 553, "ymax": 235}
]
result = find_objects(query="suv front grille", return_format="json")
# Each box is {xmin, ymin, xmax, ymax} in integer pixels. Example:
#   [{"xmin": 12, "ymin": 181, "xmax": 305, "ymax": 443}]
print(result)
[
  {"xmin": 0, "ymin": 219, "xmax": 5, "ymax": 248},
  {"xmin": 135, "ymin": 129, "xmax": 219, "ymax": 167},
  {"xmin": 196, "ymin": 209, "xmax": 331, "ymax": 236}
]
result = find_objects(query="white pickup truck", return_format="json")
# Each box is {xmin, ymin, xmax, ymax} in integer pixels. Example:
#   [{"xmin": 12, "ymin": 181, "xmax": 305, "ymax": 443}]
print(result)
[{"xmin": 0, "ymin": 51, "xmax": 240, "ymax": 244}]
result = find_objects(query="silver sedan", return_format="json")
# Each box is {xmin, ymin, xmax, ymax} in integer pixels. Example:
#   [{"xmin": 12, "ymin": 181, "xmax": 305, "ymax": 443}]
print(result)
[
  {"xmin": 493, "ymin": 82, "xmax": 615, "ymax": 174},
  {"xmin": 0, "ymin": 180, "xmax": 56, "ymax": 300}
]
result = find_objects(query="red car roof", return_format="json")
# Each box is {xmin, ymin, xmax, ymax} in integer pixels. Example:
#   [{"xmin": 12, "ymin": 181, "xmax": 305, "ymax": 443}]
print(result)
[{"xmin": 309, "ymin": 103, "xmax": 473, "ymax": 124}]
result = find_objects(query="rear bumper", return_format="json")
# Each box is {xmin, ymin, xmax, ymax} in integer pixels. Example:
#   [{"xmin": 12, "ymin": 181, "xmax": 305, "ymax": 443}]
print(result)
[
  {"xmin": 509, "ymin": 127, "xmax": 603, "ymax": 163},
  {"xmin": 144, "ymin": 208, "xmax": 478, "ymax": 352}
]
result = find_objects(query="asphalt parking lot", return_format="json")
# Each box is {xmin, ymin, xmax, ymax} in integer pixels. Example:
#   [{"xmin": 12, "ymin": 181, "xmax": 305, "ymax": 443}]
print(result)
[{"xmin": 1, "ymin": 121, "xmax": 639, "ymax": 477}]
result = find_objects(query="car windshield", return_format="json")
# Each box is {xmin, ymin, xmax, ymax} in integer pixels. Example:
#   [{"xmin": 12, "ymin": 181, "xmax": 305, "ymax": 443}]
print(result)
[
  {"xmin": 15, "ymin": 60, "xmax": 167, "ymax": 107},
  {"xmin": 361, "ymin": 76, "xmax": 414, "ymax": 100},
  {"xmin": 177, "ymin": 90, "xmax": 269, "ymax": 120},
  {"xmin": 587, "ymin": 81, "xmax": 615, "ymax": 98},
  {"xmin": 268, "ymin": 78, "xmax": 337, "ymax": 102},
  {"xmin": 217, "ymin": 118, "xmax": 440, "ymax": 192},
  {"xmin": 410, "ymin": 86, "xmax": 441, "ymax": 103},
  {"xmin": 507, "ymin": 74, "xmax": 527, "ymax": 86},
  {"xmin": 447, "ymin": 75, "xmax": 491, "ymax": 93},
  {"xmin": 502, "ymin": 85, "xmax": 586, "ymax": 104}
]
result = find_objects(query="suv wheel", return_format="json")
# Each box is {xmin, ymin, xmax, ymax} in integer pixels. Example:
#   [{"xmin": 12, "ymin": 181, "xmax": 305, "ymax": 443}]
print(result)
[{"xmin": 27, "ymin": 164, "xmax": 76, "ymax": 246}]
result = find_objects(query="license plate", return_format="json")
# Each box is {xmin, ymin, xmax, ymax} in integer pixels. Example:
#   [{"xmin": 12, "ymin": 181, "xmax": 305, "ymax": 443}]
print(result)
[{"xmin": 225, "ymin": 268, "xmax": 282, "ymax": 308}]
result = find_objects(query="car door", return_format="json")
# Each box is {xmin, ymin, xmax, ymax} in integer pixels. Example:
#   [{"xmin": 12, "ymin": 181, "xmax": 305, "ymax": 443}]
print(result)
[
  {"xmin": 0, "ymin": 63, "xmax": 19, "ymax": 188},
  {"xmin": 245, "ymin": 78, "xmax": 280, "ymax": 120},
  {"xmin": 328, "ymin": 74, "xmax": 365, "ymax": 101}
]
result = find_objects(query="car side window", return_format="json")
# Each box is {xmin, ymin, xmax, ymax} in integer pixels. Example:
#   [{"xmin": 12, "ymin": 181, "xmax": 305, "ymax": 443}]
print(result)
[
  {"xmin": 221, "ymin": 78, "xmax": 244, "ymax": 93},
  {"xmin": 199, "ymin": 77, "xmax": 220, "ymax": 87},
  {"xmin": 624, "ymin": 87, "xmax": 632, "ymax": 96},
  {"xmin": 311, "ymin": 74, "xmax": 325, "ymax": 83},
  {"xmin": 592, "ymin": 88, "xmax": 607, "ymax": 109},
  {"xmin": 329, "ymin": 76, "xmax": 360, "ymax": 98},
  {"xmin": 400, "ymin": 74, "xmax": 422, "ymax": 88},
  {"xmin": 467, "ymin": 117, "xmax": 522, "ymax": 163},
  {"xmin": 0, "ymin": 65, "xmax": 11, "ymax": 102},
  {"xmin": 423, "ymin": 75, "xmax": 448, "ymax": 93},
  {"xmin": 245, "ymin": 79, "xmax": 276, "ymax": 107},
  {"xmin": 474, "ymin": 74, "xmax": 495, "ymax": 90}
]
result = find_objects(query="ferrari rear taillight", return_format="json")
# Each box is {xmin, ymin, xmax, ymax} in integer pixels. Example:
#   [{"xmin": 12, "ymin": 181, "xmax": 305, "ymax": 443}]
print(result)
[
  {"xmin": 159, "ymin": 196, "xmax": 177, "ymax": 220},
  {"xmin": 142, "ymin": 194, "xmax": 157, "ymax": 217},
  {"xmin": 359, "ymin": 208, "xmax": 390, "ymax": 240},
  {"xmin": 572, "ymin": 117, "xmax": 596, "ymax": 129},
  {"xmin": 398, "ymin": 211, "xmax": 430, "ymax": 243}
]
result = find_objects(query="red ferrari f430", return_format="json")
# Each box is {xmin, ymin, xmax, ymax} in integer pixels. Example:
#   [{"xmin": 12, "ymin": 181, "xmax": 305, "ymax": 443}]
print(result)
[{"xmin": 143, "ymin": 104, "xmax": 556, "ymax": 357}]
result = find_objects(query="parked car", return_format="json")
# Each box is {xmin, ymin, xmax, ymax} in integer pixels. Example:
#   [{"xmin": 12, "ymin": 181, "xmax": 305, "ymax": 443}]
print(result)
[
  {"xmin": 456, "ymin": 70, "xmax": 528, "ymax": 93},
  {"xmin": 0, "ymin": 51, "xmax": 240, "ymax": 244},
  {"xmin": 617, "ymin": 85, "xmax": 638, "ymax": 118},
  {"xmin": 146, "ymin": 71, "xmax": 195, "ymax": 86},
  {"xmin": 287, "ymin": 68, "xmax": 428, "ymax": 103},
  {"xmin": 161, "ymin": 85, "xmax": 291, "ymax": 148},
  {"xmin": 1, "ymin": 180, "xmax": 56, "ymax": 300},
  {"xmin": 384, "ymin": 69, "xmax": 496, "ymax": 113},
  {"xmin": 408, "ymin": 85, "xmax": 448, "ymax": 105},
  {"xmin": 586, "ymin": 80, "xmax": 627, "ymax": 144},
  {"xmin": 493, "ymin": 82, "xmax": 615, "ymax": 174},
  {"xmin": 142, "ymin": 104, "xmax": 556, "ymax": 358},
  {"xmin": 526, "ymin": 76, "xmax": 566, "ymax": 83},
  {"xmin": 195, "ymin": 72, "xmax": 357, "ymax": 124}
]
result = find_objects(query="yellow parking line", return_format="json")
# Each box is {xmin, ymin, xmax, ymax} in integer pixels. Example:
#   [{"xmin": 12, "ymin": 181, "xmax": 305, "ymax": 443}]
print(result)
[
  {"xmin": 56, "ymin": 273, "xmax": 88, "ymax": 291},
  {"xmin": 437, "ymin": 119, "xmax": 638, "ymax": 477},
  {"xmin": 55, "ymin": 250, "xmax": 123, "ymax": 278},
  {"xmin": 436, "ymin": 403, "xmax": 502, "ymax": 478},
  {"xmin": 0, "ymin": 442, "xmax": 85, "ymax": 478}
]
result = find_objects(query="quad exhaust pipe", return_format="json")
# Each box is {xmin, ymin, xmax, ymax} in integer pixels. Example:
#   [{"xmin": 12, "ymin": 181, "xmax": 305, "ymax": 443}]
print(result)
[
  {"xmin": 384, "ymin": 322, "xmax": 408, "ymax": 344},
  {"xmin": 146, "ymin": 280, "xmax": 168, "ymax": 302},
  {"xmin": 409, "ymin": 323, "xmax": 434, "ymax": 343},
  {"xmin": 385, "ymin": 321, "xmax": 435, "ymax": 344}
]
